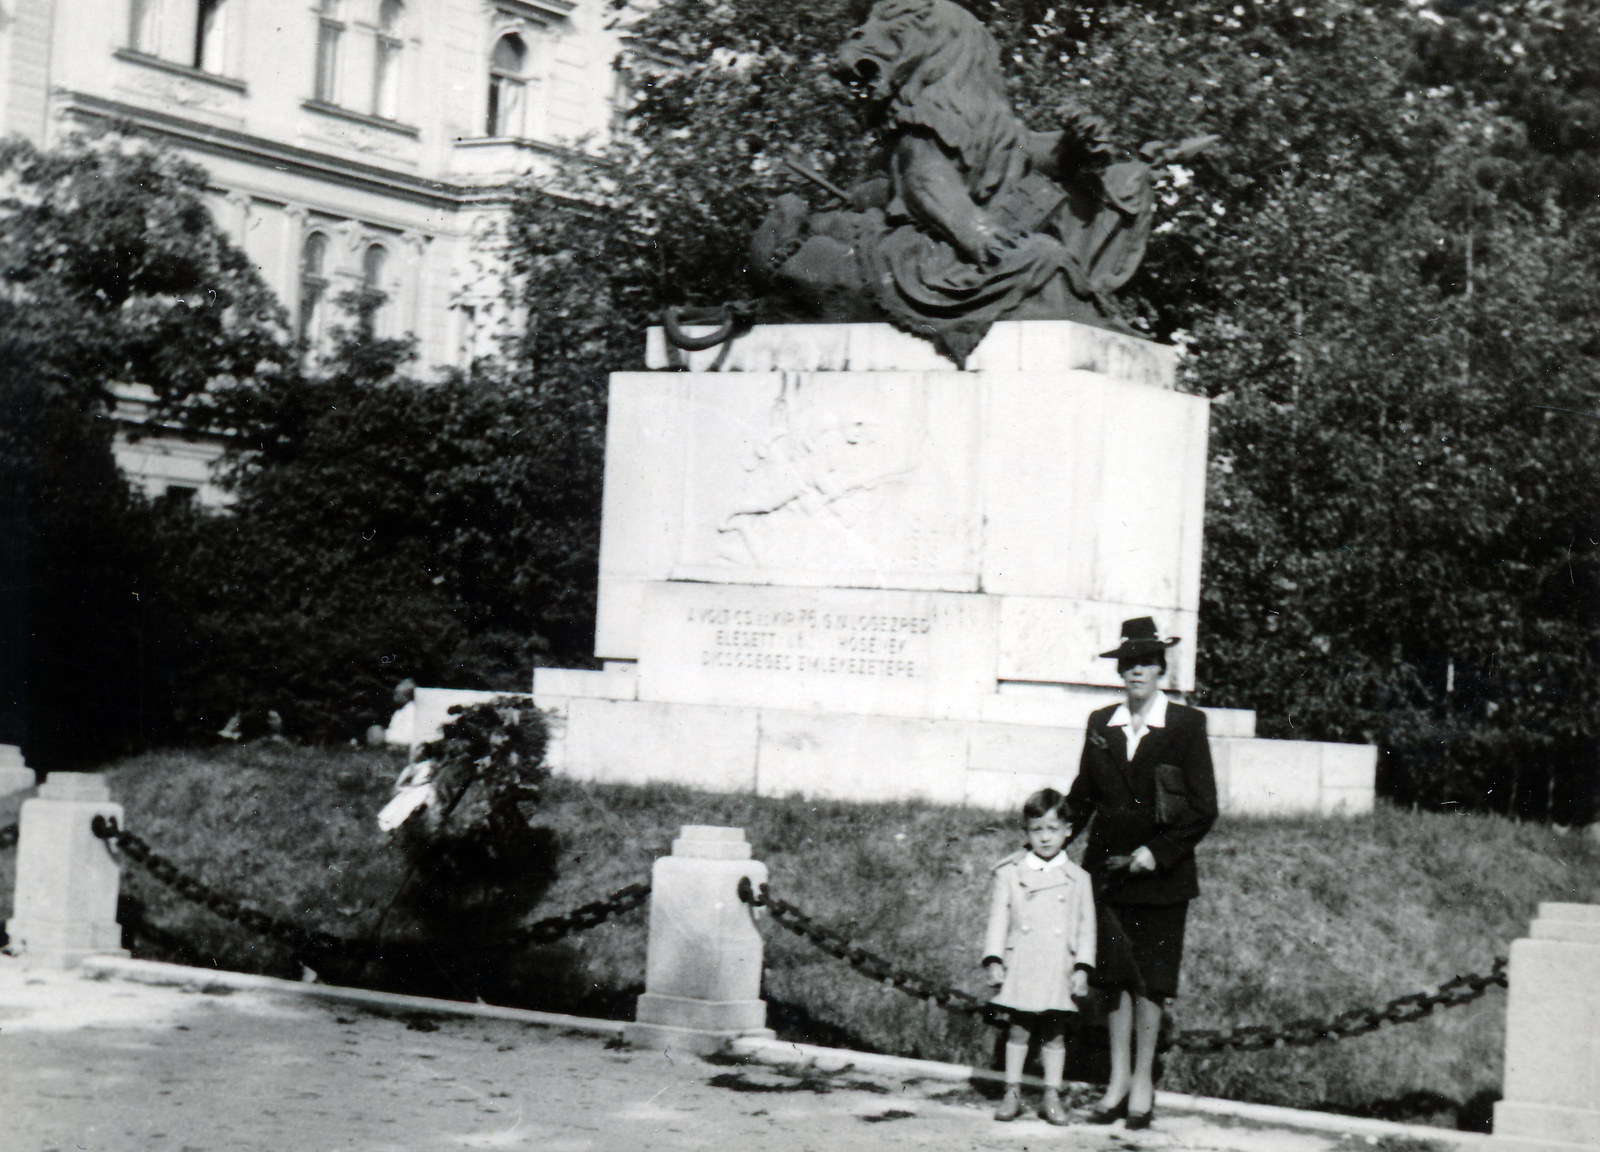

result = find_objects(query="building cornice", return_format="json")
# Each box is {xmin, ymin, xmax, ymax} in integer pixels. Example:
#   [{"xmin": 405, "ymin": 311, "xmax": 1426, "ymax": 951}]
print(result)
[
  {"xmin": 302, "ymin": 99, "xmax": 421, "ymax": 140},
  {"xmin": 58, "ymin": 90, "xmax": 521, "ymax": 210}
]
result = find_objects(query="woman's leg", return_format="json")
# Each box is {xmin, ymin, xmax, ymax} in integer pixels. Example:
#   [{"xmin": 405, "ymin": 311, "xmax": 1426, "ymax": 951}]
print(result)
[
  {"xmin": 1128, "ymin": 994, "xmax": 1162, "ymax": 1114},
  {"xmin": 1097, "ymin": 990, "xmax": 1133, "ymax": 1110}
]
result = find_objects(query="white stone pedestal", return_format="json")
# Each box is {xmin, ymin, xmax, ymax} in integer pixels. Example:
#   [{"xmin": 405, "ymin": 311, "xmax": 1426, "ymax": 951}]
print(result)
[
  {"xmin": 5, "ymin": 773, "xmax": 129, "ymax": 967},
  {"xmin": 530, "ymin": 319, "xmax": 1377, "ymax": 815},
  {"xmin": 1491, "ymin": 903, "xmax": 1600, "ymax": 1151},
  {"xmin": 625, "ymin": 825, "xmax": 774, "ymax": 1055},
  {"xmin": 0, "ymin": 744, "xmax": 35, "ymax": 797}
]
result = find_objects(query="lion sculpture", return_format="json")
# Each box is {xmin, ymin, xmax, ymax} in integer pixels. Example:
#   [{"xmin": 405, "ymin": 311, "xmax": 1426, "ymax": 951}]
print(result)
[{"xmin": 747, "ymin": 0, "xmax": 1212, "ymax": 364}]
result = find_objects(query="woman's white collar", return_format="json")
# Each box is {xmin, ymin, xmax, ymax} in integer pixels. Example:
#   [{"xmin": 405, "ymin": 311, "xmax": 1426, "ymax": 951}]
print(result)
[{"xmin": 1108, "ymin": 692, "xmax": 1170, "ymax": 729}]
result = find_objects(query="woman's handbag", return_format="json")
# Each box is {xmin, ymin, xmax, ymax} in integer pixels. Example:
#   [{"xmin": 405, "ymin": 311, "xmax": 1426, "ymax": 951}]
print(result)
[{"xmin": 1154, "ymin": 763, "xmax": 1199, "ymax": 827}]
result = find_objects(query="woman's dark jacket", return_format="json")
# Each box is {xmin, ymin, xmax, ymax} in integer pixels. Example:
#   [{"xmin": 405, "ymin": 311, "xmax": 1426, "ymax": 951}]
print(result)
[{"xmin": 1067, "ymin": 700, "xmax": 1218, "ymax": 906}]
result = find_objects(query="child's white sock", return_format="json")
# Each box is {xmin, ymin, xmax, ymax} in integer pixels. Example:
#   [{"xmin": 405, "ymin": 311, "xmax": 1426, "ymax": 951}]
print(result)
[
  {"xmin": 1004, "ymin": 1041, "xmax": 1028, "ymax": 1086},
  {"xmin": 1040, "ymin": 1042, "xmax": 1066, "ymax": 1090}
]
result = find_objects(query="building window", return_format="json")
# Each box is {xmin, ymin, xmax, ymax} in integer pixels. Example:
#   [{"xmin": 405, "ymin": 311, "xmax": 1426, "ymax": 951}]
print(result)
[
  {"xmin": 129, "ymin": 0, "xmax": 161, "ymax": 54},
  {"xmin": 373, "ymin": 0, "xmax": 403, "ymax": 119},
  {"xmin": 486, "ymin": 34, "xmax": 527, "ymax": 138},
  {"xmin": 299, "ymin": 232, "xmax": 330, "ymax": 349},
  {"xmin": 315, "ymin": 0, "xmax": 343, "ymax": 103},
  {"xmin": 362, "ymin": 242, "xmax": 390, "ymax": 333},
  {"xmin": 194, "ymin": 0, "xmax": 228, "ymax": 73}
]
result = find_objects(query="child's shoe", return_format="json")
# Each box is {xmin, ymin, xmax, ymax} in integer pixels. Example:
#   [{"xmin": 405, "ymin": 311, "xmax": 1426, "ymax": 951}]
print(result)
[
  {"xmin": 994, "ymin": 1086, "xmax": 1024, "ymax": 1122},
  {"xmin": 1040, "ymin": 1087, "xmax": 1071, "ymax": 1125}
]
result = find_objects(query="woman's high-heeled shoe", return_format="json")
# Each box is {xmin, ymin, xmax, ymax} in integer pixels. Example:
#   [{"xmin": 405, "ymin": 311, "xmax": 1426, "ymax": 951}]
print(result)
[
  {"xmin": 1124, "ymin": 1108, "xmax": 1154, "ymax": 1131},
  {"xmin": 1086, "ymin": 1096, "xmax": 1128, "ymax": 1125}
]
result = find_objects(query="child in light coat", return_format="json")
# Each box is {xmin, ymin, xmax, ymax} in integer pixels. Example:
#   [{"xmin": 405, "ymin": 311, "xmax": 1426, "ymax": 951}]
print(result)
[{"xmin": 982, "ymin": 789, "xmax": 1097, "ymax": 1124}]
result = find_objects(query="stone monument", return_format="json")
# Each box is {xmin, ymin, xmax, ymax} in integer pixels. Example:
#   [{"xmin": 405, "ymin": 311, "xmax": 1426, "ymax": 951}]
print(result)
[{"xmin": 532, "ymin": 1, "xmax": 1374, "ymax": 814}]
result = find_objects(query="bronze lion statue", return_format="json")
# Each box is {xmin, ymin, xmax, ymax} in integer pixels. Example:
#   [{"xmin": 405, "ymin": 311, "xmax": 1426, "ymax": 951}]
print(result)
[{"xmin": 746, "ymin": 0, "xmax": 1213, "ymax": 363}]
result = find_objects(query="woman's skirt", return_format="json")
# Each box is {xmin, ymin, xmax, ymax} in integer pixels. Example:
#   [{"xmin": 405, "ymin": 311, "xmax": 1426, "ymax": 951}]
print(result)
[{"xmin": 1093, "ymin": 900, "xmax": 1189, "ymax": 1002}]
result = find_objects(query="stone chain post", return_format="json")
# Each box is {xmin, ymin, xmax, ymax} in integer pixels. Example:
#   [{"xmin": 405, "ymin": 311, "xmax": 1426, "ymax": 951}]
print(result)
[
  {"xmin": 0, "ymin": 744, "xmax": 34, "ymax": 797},
  {"xmin": 5, "ymin": 773, "xmax": 129, "ymax": 968},
  {"xmin": 1491, "ymin": 902, "xmax": 1600, "ymax": 1152},
  {"xmin": 625, "ymin": 825, "xmax": 775, "ymax": 1055}
]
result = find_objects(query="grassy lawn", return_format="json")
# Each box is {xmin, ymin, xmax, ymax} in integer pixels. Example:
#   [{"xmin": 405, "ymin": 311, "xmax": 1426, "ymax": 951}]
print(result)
[{"xmin": 3, "ymin": 742, "xmax": 1597, "ymax": 1130}]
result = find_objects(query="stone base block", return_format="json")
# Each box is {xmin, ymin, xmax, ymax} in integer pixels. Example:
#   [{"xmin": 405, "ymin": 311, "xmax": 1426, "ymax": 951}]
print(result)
[
  {"xmin": 4, "ymin": 917, "xmax": 128, "ymax": 968},
  {"xmin": 386, "ymin": 688, "xmax": 517, "ymax": 749},
  {"xmin": 634, "ymin": 991, "xmax": 768, "ymax": 1033},
  {"xmin": 0, "ymin": 768, "xmax": 36, "ymax": 797},
  {"xmin": 643, "ymin": 320, "xmax": 1178, "ymax": 387},
  {"xmin": 756, "ymin": 711, "xmax": 968, "ymax": 803},
  {"xmin": 533, "ymin": 665, "xmax": 637, "ymax": 701},
  {"xmin": 541, "ymin": 695, "xmax": 1373, "ymax": 815},
  {"xmin": 624, "ymin": 1020, "xmax": 777, "ymax": 1057},
  {"xmin": 963, "ymin": 769, "xmax": 1066, "ymax": 813},
  {"xmin": 563, "ymin": 698, "xmax": 758, "ymax": 792},
  {"xmin": 1492, "ymin": 1102, "xmax": 1600, "ymax": 1150}
]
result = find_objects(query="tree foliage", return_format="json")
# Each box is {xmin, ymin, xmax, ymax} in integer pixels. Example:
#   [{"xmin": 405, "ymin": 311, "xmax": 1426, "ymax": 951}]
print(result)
[
  {"xmin": 0, "ymin": 135, "xmax": 287, "ymax": 766},
  {"xmin": 156, "ymin": 303, "xmax": 604, "ymax": 744}
]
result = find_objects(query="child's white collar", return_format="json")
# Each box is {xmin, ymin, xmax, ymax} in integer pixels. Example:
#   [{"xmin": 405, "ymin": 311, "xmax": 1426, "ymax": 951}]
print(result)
[{"xmin": 1025, "ymin": 850, "xmax": 1067, "ymax": 871}]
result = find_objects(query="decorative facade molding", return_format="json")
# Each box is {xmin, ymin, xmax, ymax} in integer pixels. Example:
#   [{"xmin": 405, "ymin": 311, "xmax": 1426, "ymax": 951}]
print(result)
[{"xmin": 58, "ymin": 90, "xmax": 517, "ymax": 209}]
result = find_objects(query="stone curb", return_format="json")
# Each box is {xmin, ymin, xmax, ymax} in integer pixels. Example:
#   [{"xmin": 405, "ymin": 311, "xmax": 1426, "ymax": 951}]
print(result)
[
  {"xmin": 729, "ymin": 1036, "xmax": 1489, "ymax": 1148},
  {"xmin": 79, "ymin": 956, "xmax": 1487, "ymax": 1148},
  {"xmin": 78, "ymin": 955, "xmax": 626, "ymax": 1035}
]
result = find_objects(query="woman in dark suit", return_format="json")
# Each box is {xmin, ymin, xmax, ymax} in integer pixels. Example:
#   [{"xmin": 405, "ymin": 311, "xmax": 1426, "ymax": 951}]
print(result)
[{"xmin": 1066, "ymin": 617, "xmax": 1217, "ymax": 1130}]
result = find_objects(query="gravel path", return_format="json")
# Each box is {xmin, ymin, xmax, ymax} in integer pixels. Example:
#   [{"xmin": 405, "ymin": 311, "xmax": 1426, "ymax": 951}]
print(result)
[{"xmin": 0, "ymin": 963, "xmax": 1399, "ymax": 1152}]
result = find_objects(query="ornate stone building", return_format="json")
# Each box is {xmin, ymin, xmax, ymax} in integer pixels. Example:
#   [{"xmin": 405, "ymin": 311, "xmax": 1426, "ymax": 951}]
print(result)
[{"xmin": 0, "ymin": 0, "xmax": 622, "ymax": 503}]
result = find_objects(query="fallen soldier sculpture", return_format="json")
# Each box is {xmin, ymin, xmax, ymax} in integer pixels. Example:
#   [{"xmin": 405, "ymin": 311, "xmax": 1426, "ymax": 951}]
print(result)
[{"xmin": 746, "ymin": 0, "xmax": 1215, "ymax": 364}]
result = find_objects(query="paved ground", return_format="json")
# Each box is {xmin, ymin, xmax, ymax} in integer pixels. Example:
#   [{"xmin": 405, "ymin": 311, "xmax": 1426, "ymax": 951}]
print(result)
[{"xmin": 0, "ymin": 959, "xmax": 1454, "ymax": 1152}]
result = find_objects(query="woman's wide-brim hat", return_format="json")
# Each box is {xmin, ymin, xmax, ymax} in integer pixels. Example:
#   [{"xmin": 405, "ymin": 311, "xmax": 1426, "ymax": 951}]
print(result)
[{"xmin": 1099, "ymin": 616, "xmax": 1181, "ymax": 660}]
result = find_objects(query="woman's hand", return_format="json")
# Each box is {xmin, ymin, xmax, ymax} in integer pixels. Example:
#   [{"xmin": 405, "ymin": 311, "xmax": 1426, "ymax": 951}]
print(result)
[
  {"xmin": 1070, "ymin": 969, "xmax": 1090, "ymax": 999},
  {"xmin": 986, "ymin": 960, "xmax": 1006, "ymax": 987}
]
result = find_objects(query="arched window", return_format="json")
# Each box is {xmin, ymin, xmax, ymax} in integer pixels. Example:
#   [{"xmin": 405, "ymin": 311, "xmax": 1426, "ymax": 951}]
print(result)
[
  {"xmin": 362, "ymin": 243, "xmax": 390, "ymax": 333},
  {"xmin": 128, "ymin": 0, "xmax": 161, "ymax": 54},
  {"xmin": 373, "ymin": 0, "xmax": 403, "ymax": 120},
  {"xmin": 315, "ymin": 0, "xmax": 344, "ymax": 103},
  {"xmin": 298, "ymin": 232, "xmax": 330, "ymax": 348},
  {"xmin": 194, "ymin": 0, "xmax": 228, "ymax": 72},
  {"xmin": 486, "ymin": 34, "xmax": 527, "ymax": 138}
]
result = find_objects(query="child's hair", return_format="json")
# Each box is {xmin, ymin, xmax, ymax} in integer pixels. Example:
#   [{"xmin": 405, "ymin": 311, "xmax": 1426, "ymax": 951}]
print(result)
[{"xmin": 1022, "ymin": 788, "xmax": 1073, "ymax": 823}]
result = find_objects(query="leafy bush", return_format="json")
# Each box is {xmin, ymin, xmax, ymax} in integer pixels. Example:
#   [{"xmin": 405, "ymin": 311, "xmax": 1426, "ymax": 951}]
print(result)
[{"xmin": 156, "ymin": 314, "xmax": 603, "ymax": 744}]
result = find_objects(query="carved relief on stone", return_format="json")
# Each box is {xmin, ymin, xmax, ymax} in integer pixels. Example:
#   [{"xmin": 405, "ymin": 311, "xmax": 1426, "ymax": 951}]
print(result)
[
  {"xmin": 120, "ymin": 69, "xmax": 237, "ymax": 115},
  {"xmin": 309, "ymin": 120, "xmax": 401, "ymax": 158},
  {"xmin": 676, "ymin": 372, "xmax": 982, "ymax": 592}
]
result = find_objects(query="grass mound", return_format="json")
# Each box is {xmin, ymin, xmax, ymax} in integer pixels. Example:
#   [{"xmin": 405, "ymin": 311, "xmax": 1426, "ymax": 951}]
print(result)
[{"xmin": 3, "ymin": 743, "xmax": 1597, "ymax": 1130}]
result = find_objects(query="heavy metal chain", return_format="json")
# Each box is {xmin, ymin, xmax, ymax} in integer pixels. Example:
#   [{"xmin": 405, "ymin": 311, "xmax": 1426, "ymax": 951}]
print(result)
[
  {"xmin": 90, "ymin": 815, "xmax": 648, "ymax": 958},
  {"xmin": 738, "ymin": 877, "xmax": 1026, "ymax": 1026},
  {"xmin": 1168, "ymin": 958, "xmax": 1507, "ymax": 1053},
  {"xmin": 503, "ymin": 883, "xmax": 652, "ymax": 947},
  {"xmin": 738, "ymin": 879, "xmax": 1507, "ymax": 1053},
  {"xmin": 0, "ymin": 822, "xmax": 17, "ymax": 850},
  {"xmin": 92, "ymin": 815, "xmax": 357, "ymax": 962}
]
